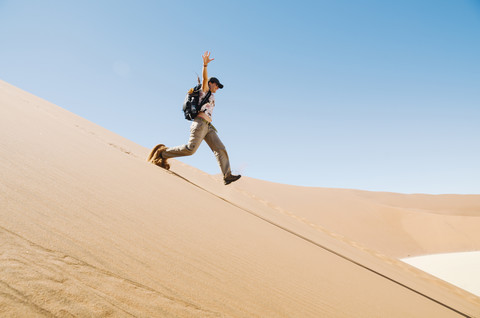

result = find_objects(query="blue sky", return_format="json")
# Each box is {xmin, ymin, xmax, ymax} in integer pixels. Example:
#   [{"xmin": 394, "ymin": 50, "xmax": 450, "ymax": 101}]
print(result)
[{"xmin": 1, "ymin": 0, "xmax": 479, "ymax": 194}]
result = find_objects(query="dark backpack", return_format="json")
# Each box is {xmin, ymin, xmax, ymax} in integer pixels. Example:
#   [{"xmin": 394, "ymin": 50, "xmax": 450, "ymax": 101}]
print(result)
[{"xmin": 182, "ymin": 78, "xmax": 211, "ymax": 121}]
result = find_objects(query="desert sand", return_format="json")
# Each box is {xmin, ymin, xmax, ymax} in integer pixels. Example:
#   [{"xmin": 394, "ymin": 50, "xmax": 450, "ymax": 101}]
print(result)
[{"xmin": 1, "ymin": 79, "xmax": 479, "ymax": 317}]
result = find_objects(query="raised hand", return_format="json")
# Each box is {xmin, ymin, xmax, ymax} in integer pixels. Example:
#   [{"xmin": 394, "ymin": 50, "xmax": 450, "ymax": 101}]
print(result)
[{"xmin": 202, "ymin": 51, "xmax": 214, "ymax": 66}]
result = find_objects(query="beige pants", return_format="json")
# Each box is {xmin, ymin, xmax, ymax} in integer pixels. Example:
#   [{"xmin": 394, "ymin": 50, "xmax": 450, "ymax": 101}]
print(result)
[{"xmin": 162, "ymin": 117, "xmax": 232, "ymax": 177}]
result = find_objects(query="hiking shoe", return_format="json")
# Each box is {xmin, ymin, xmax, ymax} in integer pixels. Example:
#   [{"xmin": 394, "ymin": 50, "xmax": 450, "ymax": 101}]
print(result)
[
  {"xmin": 224, "ymin": 174, "xmax": 241, "ymax": 185},
  {"xmin": 147, "ymin": 144, "xmax": 165, "ymax": 162},
  {"xmin": 148, "ymin": 144, "xmax": 170, "ymax": 170},
  {"xmin": 153, "ymin": 158, "xmax": 170, "ymax": 170},
  {"xmin": 152, "ymin": 152, "xmax": 170, "ymax": 170}
]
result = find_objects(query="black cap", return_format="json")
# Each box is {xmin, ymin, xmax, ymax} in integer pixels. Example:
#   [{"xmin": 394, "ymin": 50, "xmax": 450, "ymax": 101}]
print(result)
[{"xmin": 208, "ymin": 77, "xmax": 224, "ymax": 89}]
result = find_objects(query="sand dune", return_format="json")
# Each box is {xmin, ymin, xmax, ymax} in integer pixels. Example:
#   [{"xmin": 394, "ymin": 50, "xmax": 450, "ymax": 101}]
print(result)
[
  {"xmin": 231, "ymin": 178, "xmax": 480, "ymax": 258},
  {"xmin": 1, "ymin": 79, "xmax": 479, "ymax": 317}
]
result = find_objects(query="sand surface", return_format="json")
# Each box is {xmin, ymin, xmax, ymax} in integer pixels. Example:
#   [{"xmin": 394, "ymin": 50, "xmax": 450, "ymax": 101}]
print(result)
[
  {"xmin": 1, "ymin": 79, "xmax": 479, "ymax": 317},
  {"xmin": 232, "ymin": 178, "xmax": 480, "ymax": 258}
]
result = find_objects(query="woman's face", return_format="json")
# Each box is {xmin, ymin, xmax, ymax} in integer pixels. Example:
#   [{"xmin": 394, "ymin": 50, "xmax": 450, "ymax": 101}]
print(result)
[{"xmin": 209, "ymin": 82, "xmax": 219, "ymax": 93}]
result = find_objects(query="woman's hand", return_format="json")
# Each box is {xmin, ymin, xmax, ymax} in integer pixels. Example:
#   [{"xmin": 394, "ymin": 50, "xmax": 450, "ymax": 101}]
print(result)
[{"xmin": 202, "ymin": 51, "xmax": 214, "ymax": 65}]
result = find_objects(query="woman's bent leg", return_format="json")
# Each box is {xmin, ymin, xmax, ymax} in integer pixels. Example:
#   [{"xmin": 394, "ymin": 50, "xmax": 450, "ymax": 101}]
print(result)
[{"xmin": 162, "ymin": 118, "xmax": 208, "ymax": 159}]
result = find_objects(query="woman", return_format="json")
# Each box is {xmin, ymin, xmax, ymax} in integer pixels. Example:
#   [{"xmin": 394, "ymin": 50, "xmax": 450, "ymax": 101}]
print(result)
[{"xmin": 149, "ymin": 51, "xmax": 241, "ymax": 185}]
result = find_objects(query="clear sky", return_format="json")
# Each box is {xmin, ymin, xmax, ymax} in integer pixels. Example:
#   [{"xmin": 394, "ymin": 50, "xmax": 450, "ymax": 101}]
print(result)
[{"xmin": 1, "ymin": 0, "xmax": 479, "ymax": 194}]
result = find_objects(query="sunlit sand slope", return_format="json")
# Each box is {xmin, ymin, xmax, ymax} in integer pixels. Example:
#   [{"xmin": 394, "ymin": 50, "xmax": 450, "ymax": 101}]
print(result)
[{"xmin": 1, "ymin": 80, "xmax": 479, "ymax": 317}]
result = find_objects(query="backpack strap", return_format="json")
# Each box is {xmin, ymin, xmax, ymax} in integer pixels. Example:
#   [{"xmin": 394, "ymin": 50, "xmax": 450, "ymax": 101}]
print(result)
[{"xmin": 199, "ymin": 90, "xmax": 212, "ymax": 108}]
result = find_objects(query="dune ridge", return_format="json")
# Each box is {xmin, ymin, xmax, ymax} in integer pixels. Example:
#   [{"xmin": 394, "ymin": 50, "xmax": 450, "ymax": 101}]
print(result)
[{"xmin": 1, "ymin": 79, "xmax": 479, "ymax": 317}]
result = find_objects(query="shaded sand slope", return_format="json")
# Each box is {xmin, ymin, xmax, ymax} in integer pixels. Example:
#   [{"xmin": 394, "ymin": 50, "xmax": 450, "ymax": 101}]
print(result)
[
  {"xmin": 231, "ymin": 178, "xmax": 480, "ymax": 258},
  {"xmin": 1, "ymin": 80, "xmax": 479, "ymax": 317}
]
